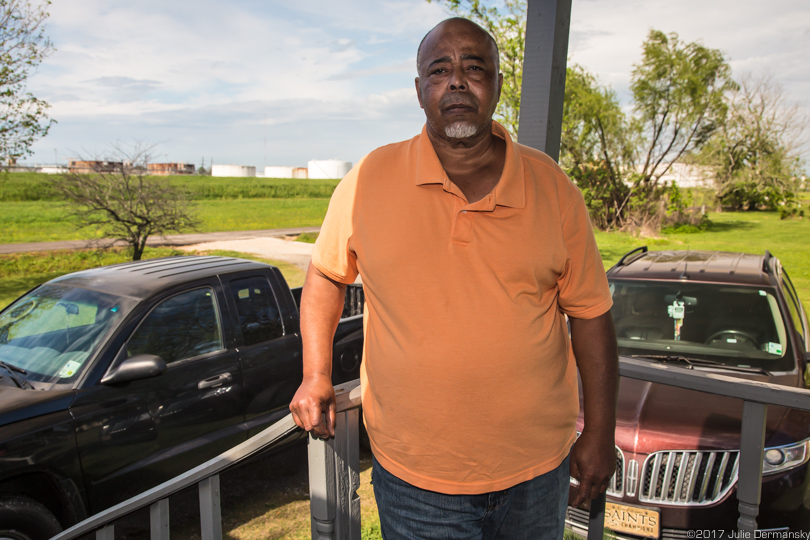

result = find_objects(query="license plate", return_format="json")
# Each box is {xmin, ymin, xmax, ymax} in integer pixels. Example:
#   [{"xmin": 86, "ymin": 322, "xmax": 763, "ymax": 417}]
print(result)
[{"xmin": 605, "ymin": 502, "xmax": 660, "ymax": 538}]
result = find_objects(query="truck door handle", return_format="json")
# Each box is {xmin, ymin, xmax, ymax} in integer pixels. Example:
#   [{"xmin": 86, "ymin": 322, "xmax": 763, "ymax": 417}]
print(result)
[{"xmin": 197, "ymin": 373, "xmax": 232, "ymax": 390}]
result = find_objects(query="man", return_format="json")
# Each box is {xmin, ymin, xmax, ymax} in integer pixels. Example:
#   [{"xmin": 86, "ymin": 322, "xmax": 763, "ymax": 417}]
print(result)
[{"xmin": 290, "ymin": 17, "xmax": 618, "ymax": 539}]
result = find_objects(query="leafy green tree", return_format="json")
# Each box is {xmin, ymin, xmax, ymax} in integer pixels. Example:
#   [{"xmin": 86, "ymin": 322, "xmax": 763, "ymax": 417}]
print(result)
[
  {"xmin": 631, "ymin": 30, "xmax": 733, "ymax": 185},
  {"xmin": 562, "ymin": 31, "xmax": 733, "ymax": 231},
  {"xmin": 561, "ymin": 65, "xmax": 637, "ymax": 229},
  {"xmin": 0, "ymin": 0, "xmax": 54, "ymax": 163},
  {"xmin": 425, "ymin": 0, "xmax": 526, "ymax": 137},
  {"xmin": 701, "ymin": 74, "xmax": 807, "ymax": 212}
]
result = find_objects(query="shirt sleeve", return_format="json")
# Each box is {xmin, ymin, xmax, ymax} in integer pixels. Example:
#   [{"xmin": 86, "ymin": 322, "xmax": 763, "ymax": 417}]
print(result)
[
  {"xmin": 556, "ymin": 180, "xmax": 613, "ymax": 319},
  {"xmin": 310, "ymin": 160, "xmax": 362, "ymax": 284}
]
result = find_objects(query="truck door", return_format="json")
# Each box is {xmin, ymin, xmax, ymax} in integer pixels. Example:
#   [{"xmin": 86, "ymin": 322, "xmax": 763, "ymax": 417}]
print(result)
[
  {"xmin": 71, "ymin": 282, "xmax": 246, "ymax": 513},
  {"xmin": 223, "ymin": 273, "xmax": 303, "ymax": 437}
]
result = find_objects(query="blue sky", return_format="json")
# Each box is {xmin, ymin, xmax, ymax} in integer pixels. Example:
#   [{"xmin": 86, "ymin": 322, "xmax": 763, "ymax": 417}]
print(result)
[{"xmin": 24, "ymin": 0, "xmax": 810, "ymax": 170}]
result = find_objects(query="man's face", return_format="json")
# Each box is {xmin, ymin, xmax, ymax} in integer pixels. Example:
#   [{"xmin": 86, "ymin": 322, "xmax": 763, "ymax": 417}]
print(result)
[{"xmin": 415, "ymin": 20, "xmax": 503, "ymax": 143}]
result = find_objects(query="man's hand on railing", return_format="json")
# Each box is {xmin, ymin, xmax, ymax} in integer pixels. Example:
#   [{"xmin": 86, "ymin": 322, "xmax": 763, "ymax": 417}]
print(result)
[
  {"xmin": 569, "ymin": 429, "xmax": 616, "ymax": 507},
  {"xmin": 290, "ymin": 374, "xmax": 337, "ymax": 439}
]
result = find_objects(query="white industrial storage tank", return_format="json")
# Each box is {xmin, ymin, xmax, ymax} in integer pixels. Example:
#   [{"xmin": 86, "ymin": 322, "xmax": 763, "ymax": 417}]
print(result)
[
  {"xmin": 307, "ymin": 159, "xmax": 352, "ymax": 179},
  {"xmin": 212, "ymin": 164, "xmax": 256, "ymax": 177},
  {"xmin": 264, "ymin": 166, "xmax": 308, "ymax": 179},
  {"xmin": 264, "ymin": 166, "xmax": 295, "ymax": 178}
]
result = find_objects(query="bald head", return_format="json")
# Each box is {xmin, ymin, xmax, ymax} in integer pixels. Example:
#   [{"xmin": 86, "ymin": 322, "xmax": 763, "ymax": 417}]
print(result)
[{"xmin": 416, "ymin": 17, "xmax": 500, "ymax": 74}]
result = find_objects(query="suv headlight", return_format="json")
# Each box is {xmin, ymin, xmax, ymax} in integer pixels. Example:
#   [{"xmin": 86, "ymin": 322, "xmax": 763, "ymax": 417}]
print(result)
[{"xmin": 762, "ymin": 439, "xmax": 810, "ymax": 475}]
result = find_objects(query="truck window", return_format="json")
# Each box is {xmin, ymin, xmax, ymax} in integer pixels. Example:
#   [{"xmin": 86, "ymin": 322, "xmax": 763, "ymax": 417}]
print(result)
[
  {"xmin": 230, "ymin": 276, "xmax": 283, "ymax": 345},
  {"xmin": 127, "ymin": 287, "xmax": 223, "ymax": 363}
]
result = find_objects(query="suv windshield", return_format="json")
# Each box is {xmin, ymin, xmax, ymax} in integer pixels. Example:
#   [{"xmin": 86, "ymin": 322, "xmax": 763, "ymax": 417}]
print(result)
[
  {"xmin": 610, "ymin": 280, "xmax": 794, "ymax": 373},
  {"xmin": 0, "ymin": 284, "xmax": 135, "ymax": 386}
]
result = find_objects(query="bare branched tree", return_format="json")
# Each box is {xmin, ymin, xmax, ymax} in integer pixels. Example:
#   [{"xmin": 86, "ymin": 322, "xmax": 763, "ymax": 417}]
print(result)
[
  {"xmin": 704, "ymin": 74, "xmax": 808, "ymax": 211},
  {"xmin": 53, "ymin": 144, "xmax": 200, "ymax": 261}
]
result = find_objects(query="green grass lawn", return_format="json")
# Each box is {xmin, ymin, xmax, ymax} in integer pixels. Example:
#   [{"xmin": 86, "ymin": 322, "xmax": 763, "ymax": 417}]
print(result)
[
  {"xmin": 0, "ymin": 172, "xmax": 339, "ymax": 202},
  {"xmin": 0, "ymin": 205, "xmax": 807, "ymax": 312},
  {"xmin": 0, "ymin": 248, "xmax": 306, "ymax": 310},
  {"xmin": 0, "ymin": 199, "xmax": 330, "ymax": 244},
  {"xmin": 595, "ymin": 210, "xmax": 810, "ymax": 314}
]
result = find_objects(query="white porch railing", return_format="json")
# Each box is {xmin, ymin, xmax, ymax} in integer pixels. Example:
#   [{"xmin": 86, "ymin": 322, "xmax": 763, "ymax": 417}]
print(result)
[
  {"xmin": 52, "ymin": 357, "xmax": 810, "ymax": 539},
  {"xmin": 50, "ymin": 380, "xmax": 360, "ymax": 540}
]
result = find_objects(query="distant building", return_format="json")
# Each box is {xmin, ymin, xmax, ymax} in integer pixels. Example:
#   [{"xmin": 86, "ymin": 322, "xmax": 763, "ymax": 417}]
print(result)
[
  {"xmin": 68, "ymin": 160, "xmax": 124, "ymax": 174},
  {"xmin": 654, "ymin": 163, "xmax": 712, "ymax": 188},
  {"xmin": 148, "ymin": 162, "xmax": 195, "ymax": 176},
  {"xmin": 211, "ymin": 164, "xmax": 256, "ymax": 177},
  {"xmin": 40, "ymin": 166, "xmax": 69, "ymax": 174},
  {"xmin": 264, "ymin": 166, "xmax": 308, "ymax": 179},
  {"xmin": 307, "ymin": 159, "xmax": 352, "ymax": 179}
]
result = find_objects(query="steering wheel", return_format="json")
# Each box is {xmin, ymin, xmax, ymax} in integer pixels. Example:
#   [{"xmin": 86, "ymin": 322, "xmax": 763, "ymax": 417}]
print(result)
[
  {"xmin": 7, "ymin": 299, "xmax": 37, "ymax": 321},
  {"xmin": 706, "ymin": 329, "xmax": 758, "ymax": 348}
]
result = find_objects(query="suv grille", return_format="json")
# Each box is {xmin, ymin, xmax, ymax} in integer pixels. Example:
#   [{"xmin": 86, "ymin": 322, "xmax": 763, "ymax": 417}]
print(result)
[
  {"xmin": 640, "ymin": 450, "xmax": 739, "ymax": 505},
  {"xmin": 607, "ymin": 447, "xmax": 624, "ymax": 497}
]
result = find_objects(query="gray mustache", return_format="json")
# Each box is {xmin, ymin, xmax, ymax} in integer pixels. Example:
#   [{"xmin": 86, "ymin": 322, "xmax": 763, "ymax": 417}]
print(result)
[{"xmin": 439, "ymin": 94, "xmax": 477, "ymax": 109}]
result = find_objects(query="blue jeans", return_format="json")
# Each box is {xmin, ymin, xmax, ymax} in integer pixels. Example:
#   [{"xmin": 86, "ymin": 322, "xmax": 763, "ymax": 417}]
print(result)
[{"xmin": 371, "ymin": 454, "xmax": 570, "ymax": 540}]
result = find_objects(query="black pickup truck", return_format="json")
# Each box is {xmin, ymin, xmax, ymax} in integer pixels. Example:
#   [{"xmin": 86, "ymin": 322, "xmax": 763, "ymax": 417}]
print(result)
[{"xmin": 0, "ymin": 255, "xmax": 364, "ymax": 540}]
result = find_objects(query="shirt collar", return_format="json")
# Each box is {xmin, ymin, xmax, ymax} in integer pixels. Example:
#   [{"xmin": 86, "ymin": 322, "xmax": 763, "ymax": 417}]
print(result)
[{"xmin": 415, "ymin": 121, "xmax": 526, "ymax": 209}]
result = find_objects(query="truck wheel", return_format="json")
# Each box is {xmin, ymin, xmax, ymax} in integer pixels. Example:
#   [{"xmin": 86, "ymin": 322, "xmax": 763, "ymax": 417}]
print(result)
[{"xmin": 0, "ymin": 496, "xmax": 62, "ymax": 540}]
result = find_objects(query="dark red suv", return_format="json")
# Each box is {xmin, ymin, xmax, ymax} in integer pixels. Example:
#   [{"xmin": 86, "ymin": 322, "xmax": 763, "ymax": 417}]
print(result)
[{"xmin": 567, "ymin": 248, "xmax": 810, "ymax": 538}]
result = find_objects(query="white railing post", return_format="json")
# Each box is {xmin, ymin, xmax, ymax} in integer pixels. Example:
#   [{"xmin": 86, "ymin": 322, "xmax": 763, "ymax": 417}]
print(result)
[
  {"xmin": 309, "ymin": 433, "xmax": 337, "ymax": 539},
  {"xmin": 333, "ymin": 408, "xmax": 361, "ymax": 540},
  {"xmin": 199, "ymin": 475, "xmax": 223, "ymax": 540},
  {"xmin": 150, "ymin": 499, "xmax": 170, "ymax": 540},
  {"xmin": 308, "ymin": 381, "xmax": 363, "ymax": 540},
  {"xmin": 737, "ymin": 400, "xmax": 767, "ymax": 533},
  {"xmin": 95, "ymin": 525, "xmax": 114, "ymax": 540}
]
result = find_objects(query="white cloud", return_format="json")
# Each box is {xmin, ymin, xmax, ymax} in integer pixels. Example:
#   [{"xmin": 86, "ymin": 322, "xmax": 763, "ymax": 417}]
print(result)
[
  {"xmin": 569, "ymin": 0, "xmax": 810, "ymax": 106},
  {"xmin": 24, "ymin": 0, "xmax": 810, "ymax": 167}
]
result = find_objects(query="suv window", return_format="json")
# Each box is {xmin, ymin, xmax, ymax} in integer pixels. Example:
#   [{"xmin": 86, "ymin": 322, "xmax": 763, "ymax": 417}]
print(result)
[
  {"xmin": 610, "ymin": 280, "xmax": 794, "ymax": 372},
  {"xmin": 230, "ymin": 276, "xmax": 283, "ymax": 345},
  {"xmin": 127, "ymin": 288, "xmax": 223, "ymax": 363}
]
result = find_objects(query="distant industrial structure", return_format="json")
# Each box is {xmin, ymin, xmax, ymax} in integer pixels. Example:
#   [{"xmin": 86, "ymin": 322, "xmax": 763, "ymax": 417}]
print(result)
[
  {"xmin": 148, "ymin": 162, "xmax": 195, "ymax": 175},
  {"xmin": 68, "ymin": 160, "xmax": 125, "ymax": 174},
  {"xmin": 210, "ymin": 161, "xmax": 353, "ymax": 179},
  {"xmin": 211, "ymin": 164, "xmax": 256, "ymax": 177},
  {"xmin": 307, "ymin": 159, "xmax": 352, "ymax": 179},
  {"xmin": 17, "ymin": 157, "xmax": 355, "ymax": 180},
  {"xmin": 264, "ymin": 166, "xmax": 308, "ymax": 179}
]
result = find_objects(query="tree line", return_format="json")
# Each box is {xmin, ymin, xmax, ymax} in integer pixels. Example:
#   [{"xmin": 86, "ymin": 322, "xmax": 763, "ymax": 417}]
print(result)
[{"xmin": 429, "ymin": 0, "xmax": 808, "ymax": 232}]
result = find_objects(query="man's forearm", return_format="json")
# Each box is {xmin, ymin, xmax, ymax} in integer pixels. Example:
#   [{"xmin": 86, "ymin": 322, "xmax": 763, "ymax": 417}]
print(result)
[
  {"xmin": 290, "ymin": 262, "xmax": 348, "ymax": 438},
  {"xmin": 568, "ymin": 310, "xmax": 619, "ymax": 504},
  {"xmin": 300, "ymin": 262, "xmax": 348, "ymax": 378},
  {"xmin": 569, "ymin": 310, "xmax": 619, "ymax": 435}
]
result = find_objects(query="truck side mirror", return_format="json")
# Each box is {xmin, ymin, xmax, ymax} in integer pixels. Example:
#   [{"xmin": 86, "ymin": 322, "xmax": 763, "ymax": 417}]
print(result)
[{"xmin": 101, "ymin": 354, "xmax": 166, "ymax": 385}]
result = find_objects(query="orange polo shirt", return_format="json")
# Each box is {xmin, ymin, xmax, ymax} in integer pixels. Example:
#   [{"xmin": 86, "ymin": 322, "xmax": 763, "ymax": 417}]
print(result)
[{"xmin": 312, "ymin": 122, "xmax": 612, "ymax": 494}]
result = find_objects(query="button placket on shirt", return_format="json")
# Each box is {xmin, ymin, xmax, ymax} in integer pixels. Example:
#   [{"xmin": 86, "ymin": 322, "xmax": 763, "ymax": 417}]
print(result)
[{"xmin": 449, "ymin": 193, "xmax": 496, "ymax": 246}]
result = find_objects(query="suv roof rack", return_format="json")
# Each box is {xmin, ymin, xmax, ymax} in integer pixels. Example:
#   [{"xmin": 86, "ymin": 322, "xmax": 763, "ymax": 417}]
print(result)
[
  {"xmin": 615, "ymin": 246, "xmax": 648, "ymax": 268},
  {"xmin": 763, "ymin": 250, "xmax": 772, "ymax": 274}
]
